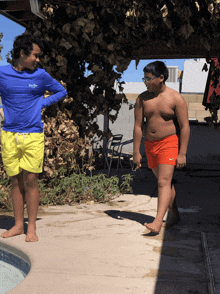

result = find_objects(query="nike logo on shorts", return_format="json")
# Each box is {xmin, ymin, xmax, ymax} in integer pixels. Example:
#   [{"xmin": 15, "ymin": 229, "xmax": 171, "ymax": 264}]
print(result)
[{"xmin": 169, "ymin": 158, "xmax": 174, "ymax": 160}]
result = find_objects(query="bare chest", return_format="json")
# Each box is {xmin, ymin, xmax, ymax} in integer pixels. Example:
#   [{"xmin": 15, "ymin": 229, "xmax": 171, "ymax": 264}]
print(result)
[{"xmin": 143, "ymin": 98, "xmax": 175, "ymax": 119}]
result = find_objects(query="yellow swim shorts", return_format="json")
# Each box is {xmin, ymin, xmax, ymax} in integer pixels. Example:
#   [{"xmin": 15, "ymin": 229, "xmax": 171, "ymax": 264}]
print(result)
[{"xmin": 1, "ymin": 130, "xmax": 44, "ymax": 177}]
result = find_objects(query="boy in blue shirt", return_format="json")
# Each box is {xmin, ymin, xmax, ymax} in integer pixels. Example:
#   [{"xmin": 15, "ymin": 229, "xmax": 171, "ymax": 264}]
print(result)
[{"xmin": 0, "ymin": 34, "xmax": 67, "ymax": 242}]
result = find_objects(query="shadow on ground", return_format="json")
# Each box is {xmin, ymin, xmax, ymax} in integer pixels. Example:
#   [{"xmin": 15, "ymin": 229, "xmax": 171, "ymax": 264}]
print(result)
[
  {"xmin": 104, "ymin": 210, "xmax": 154, "ymax": 226},
  {"xmin": 104, "ymin": 165, "xmax": 220, "ymax": 293},
  {"xmin": 0, "ymin": 215, "xmax": 42, "ymax": 234},
  {"xmin": 154, "ymin": 227, "xmax": 209, "ymax": 294},
  {"xmin": 153, "ymin": 167, "xmax": 220, "ymax": 294}
]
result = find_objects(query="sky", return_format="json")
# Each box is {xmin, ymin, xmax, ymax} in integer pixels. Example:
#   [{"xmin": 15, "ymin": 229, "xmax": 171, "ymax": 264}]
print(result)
[{"xmin": 0, "ymin": 14, "xmax": 188, "ymax": 82}]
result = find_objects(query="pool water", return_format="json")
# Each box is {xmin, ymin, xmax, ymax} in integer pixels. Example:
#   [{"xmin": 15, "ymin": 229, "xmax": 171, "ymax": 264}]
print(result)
[{"xmin": 0, "ymin": 244, "xmax": 31, "ymax": 294}]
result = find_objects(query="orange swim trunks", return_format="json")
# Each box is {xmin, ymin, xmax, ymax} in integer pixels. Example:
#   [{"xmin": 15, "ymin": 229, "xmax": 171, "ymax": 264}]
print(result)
[{"xmin": 145, "ymin": 135, "xmax": 179, "ymax": 169}]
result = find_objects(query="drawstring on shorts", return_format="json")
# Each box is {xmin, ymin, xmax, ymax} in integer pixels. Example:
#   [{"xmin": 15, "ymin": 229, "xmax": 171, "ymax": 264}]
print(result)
[{"xmin": 16, "ymin": 133, "xmax": 28, "ymax": 144}]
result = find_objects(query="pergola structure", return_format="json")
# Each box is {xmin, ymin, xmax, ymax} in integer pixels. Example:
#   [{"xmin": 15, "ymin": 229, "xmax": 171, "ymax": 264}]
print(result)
[
  {"xmin": 1, "ymin": 0, "xmax": 220, "ymax": 154},
  {"xmin": 0, "ymin": 0, "xmax": 220, "ymax": 59},
  {"xmin": 0, "ymin": 0, "xmax": 43, "ymax": 26}
]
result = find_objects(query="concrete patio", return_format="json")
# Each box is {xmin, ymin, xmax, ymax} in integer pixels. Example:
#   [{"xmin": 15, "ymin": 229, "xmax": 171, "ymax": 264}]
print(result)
[{"xmin": 1, "ymin": 165, "xmax": 220, "ymax": 293}]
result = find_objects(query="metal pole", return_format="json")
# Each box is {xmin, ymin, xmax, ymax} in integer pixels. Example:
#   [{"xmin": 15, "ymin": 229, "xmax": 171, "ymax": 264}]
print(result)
[{"xmin": 103, "ymin": 110, "xmax": 109, "ymax": 154}]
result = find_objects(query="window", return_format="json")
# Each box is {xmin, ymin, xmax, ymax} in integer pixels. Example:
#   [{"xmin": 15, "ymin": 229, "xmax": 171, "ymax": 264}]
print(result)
[{"xmin": 167, "ymin": 66, "xmax": 179, "ymax": 82}]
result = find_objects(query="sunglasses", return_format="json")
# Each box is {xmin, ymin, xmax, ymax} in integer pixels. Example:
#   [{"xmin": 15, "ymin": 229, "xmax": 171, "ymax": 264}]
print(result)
[{"xmin": 142, "ymin": 76, "xmax": 157, "ymax": 83}]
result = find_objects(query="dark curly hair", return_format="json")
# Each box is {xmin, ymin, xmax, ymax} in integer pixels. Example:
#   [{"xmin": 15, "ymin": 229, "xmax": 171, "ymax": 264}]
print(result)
[
  {"xmin": 12, "ymin": 34, "xmax": 43, "ymax": 60},
  {"xmin": 143, "ymin": 61, "xmax": 169, "ymax": 82}
]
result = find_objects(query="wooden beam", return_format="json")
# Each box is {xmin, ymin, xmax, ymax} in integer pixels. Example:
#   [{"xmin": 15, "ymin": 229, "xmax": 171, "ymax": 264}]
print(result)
[
  {"xmin": 48, "ymin": 0, "xmax": 97, "ymax": 3},
  {"xmin": 132, "ymin": 35, "xmax": 220, "ymax": 59},
  {"xmin": 0, "ymin": 10, "xmax": 27, "ymax": 26},
  {"xmin": 8, "ymin": 10, "xmax": 36, "ymax": 20},
  {"xmin": 0, "ymin": 1, "xmax": 30, "ymax": 11},
  {"xmin": 0, "ymin": 10, "xmax": 35, "ymax": 25}
]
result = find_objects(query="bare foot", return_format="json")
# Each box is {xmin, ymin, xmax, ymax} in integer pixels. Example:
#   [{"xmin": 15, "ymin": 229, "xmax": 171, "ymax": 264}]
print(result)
[
  {"xmin": 163, "ymin": 205, "xmax": 181, "ymax": 228},
  {"xmin": 144, "ymin": 221, "xmax": 163, "ymax": 234},
  {"xmin": 162, "ymin": 214, "xmax": 181, "ymax": 228},
  {"xmin": 25, "ymin": 226, "xmax": 38, "ymax": 242},
  {"xmin": 1, "ymin": 225, "xmax": 24, "ymax": 238},
  {"xmin": 25, "ymin": 233, "xmax": 38, "ymax": 242}
]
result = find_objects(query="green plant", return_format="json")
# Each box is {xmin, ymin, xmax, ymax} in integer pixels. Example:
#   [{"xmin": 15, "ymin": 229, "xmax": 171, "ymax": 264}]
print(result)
[
  {"xmin": 39, "ymin": 171, "xmax": 132, "ymax": 206},
  {"xmin": 40, "ymin": 171, "xmax": 133, "ymax": 205},
  {"xmin": 0, "ymin": 178, "xmax": 12, "ymax": 211},
  {"xmin": 120, "ymin": 174, "xmax": 133, "ymax": 194},
  {"xmin": 0, "ymin": 170, "xmax": 133, "ymax": 211}
]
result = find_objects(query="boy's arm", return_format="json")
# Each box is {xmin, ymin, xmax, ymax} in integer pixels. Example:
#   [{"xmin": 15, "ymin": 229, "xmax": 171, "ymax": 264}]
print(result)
[
  {"xmin": 0, "ymin": 107, "xmax": 4, "ymax": 120},
  {"xmin": 175, "ymin": 94, "xmax": 190, "ymax": 167},
  {"xmin": 0, "ymin": 88, "xmax": 4, "ymax": 120},
  {"xmin": 41, "ymin": 72, "xmax": 67, "ymax": 109},
  {"xmin": 133, "ymin": 96, "xmax": 144, "ymax": 167}
]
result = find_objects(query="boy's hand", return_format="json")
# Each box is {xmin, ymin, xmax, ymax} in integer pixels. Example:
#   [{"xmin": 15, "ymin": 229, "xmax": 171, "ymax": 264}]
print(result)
[
  {"xmin": 176, "ymin": 154, "xmax": 186, "ymax": 169},
  {"xmin": 133, "ymin": 152, "xmax": 142, "ymax": 169},
  {"xmin": 0, "ymin": 108, "xmax": 5, "ymax": 121}
]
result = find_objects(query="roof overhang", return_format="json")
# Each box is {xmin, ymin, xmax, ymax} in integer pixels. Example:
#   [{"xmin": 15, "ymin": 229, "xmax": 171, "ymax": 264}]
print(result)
[
  {"xmin": 133, "ymin": 35, "xmax": 220, "ymax": 60},
  {"xmin": 0, "ymin": 1, "xmax": 220, "ymax": 59},
  {"xmin": 0, "ymin": 0, "xmax": 46, "ymax": 27}
]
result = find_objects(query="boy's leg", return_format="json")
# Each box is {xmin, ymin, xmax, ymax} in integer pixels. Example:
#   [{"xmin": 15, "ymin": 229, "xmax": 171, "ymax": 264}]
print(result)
[
  {"xmin": 152, "ymin": 167, "xmax": 178, "ymax": 215},
  {"xmin": 1, "ymin": 172, "xmax": 25, "ymax": 238},
  {"xmin": 23, "ymin": 170, "xmax": 39, "ymax": 242},
  {"xmin": 1, "ymin": 132, "xmax": 42, "ymax": 241},
  {"xmin": 144, "ymin": 164, "xmax": 175, "ymax": 233},
  {"xmin": 164, "ymin": 180, "xmax": 180, "ymax": 227},
  {"xmin": 19, "ymin": 132, "xmax": 43, "ymax": 242}
]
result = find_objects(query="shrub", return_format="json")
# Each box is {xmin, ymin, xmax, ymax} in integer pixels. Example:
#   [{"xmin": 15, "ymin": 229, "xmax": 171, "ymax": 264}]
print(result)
[{"xmin": 0, "ymin": 170, "xmax": 133, "ymax": 211}]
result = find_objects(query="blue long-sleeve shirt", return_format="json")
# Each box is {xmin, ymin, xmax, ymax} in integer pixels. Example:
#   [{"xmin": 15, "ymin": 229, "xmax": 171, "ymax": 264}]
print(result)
[{"xmin": 0, "ymin": 64, "xmax": 67, "ymax": 133}]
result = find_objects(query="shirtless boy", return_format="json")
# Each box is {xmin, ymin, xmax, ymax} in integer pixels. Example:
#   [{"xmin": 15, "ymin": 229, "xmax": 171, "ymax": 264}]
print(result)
[
  {"xmin": 133, "ymin": 61, "xmax": 190, "ymax": 234},
  {"xmin": 0, "ymin": 34, "xmax": 67, "ymax": 241}
]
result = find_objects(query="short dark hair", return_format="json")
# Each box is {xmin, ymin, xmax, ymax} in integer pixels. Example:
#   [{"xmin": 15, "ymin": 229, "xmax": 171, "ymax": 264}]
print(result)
[
  {"xmin": 12, "ymin": 34, "xmax": 43, "ymax": 60},
  {"xmin": 143, "ymin": 61, "xmax": 169, "ymax": 82}
]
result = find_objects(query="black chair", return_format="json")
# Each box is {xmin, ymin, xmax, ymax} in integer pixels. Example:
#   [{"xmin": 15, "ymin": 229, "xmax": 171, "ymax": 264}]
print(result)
[
  {"xmin": 117, "ymin": 138, "xmax": 143, "ymax": 178},
  {"xmin": 117, "ymin": 139, "xmax": 133, "ymax": 170},
  {"xmin": 104, "ymin": 134, "xmax": 123, "ymax": 177}
]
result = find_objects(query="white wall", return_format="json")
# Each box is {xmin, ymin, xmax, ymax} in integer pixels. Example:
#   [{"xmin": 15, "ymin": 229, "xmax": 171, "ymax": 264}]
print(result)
[
  {"xmin": 116, "ymin": 81, "xmax": 180, "ymax": 93},
  {"xmin": 96, "ymin": 101, "xmax": 135, "ymax": 147},
  {"xmin": 181, "ymin": 59, "xmax": 209, "ymax": 93},
  {"xmin": 116, "ymin": 82, "xmax": 146, "ymax": 93}
]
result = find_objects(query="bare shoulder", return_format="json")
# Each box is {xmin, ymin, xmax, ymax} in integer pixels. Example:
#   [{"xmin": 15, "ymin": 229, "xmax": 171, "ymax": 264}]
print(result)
[
  {"xmin": 135, "ymin": 94, "xmax": 142, "ymax": 110},
  {"xmin": 138, "ymin": 90, "xmax": 154, "ymax": 102},
  {"xmin": 166, "ymin": 87, "xmax": 186, "ymax": 105},
  {"xmin": 135, "ymin": 91, "xmax": 151, "ymax": 110}
]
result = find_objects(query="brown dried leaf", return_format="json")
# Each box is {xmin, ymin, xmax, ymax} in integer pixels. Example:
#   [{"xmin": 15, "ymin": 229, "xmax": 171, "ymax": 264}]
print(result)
[{"xmin": 62, "ymin": 23, "xmax": 71, "ymax": 34}]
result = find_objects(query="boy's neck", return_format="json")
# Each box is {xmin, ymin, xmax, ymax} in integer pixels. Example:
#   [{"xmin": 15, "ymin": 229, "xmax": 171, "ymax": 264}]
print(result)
[{"xmin": 13, "ymin": 60, "xmax": 25, "ymax": 72}]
